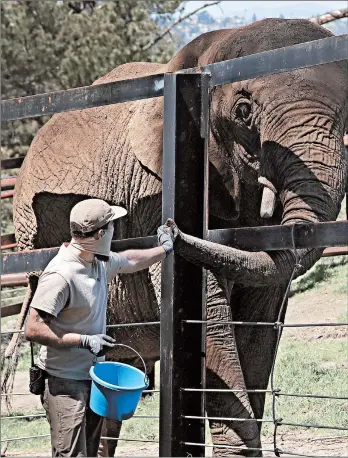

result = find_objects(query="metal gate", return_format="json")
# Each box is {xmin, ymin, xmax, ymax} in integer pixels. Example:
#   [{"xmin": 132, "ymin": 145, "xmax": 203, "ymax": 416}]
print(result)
[{"xmin": 1, "ymin": 34, "xmax": 348, "ymax": 456}]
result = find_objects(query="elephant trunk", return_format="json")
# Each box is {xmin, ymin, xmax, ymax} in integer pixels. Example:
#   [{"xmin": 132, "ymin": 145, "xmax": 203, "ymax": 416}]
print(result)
[{"xmin": 172, "ymin": 137, "xmax": 346, "ymax": 287}]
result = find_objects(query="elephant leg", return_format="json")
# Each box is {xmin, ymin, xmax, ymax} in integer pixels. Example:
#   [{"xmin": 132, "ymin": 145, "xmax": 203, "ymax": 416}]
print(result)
[
  {"xmin": 206, "ymin": 273, "xmax": 261, "ymax": 457},
  {"xmin": 98, "ymin": 419, "xmax": 122, "ymax": 457},
  {"xmin": 232, "ymin": 285, "xmax": 287, "ymax": 423}
]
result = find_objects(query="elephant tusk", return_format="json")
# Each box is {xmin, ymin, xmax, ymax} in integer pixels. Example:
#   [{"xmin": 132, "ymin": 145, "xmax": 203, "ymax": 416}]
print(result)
[{"xmin": 258, "ymin": 176, "xmax": 277, "ymax": 218}]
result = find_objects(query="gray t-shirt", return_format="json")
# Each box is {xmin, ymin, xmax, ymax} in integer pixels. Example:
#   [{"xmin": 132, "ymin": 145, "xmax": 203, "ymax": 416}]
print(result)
[{"xmin": 32, "ymin": 244, "xmax": 122, "ymax": 380}]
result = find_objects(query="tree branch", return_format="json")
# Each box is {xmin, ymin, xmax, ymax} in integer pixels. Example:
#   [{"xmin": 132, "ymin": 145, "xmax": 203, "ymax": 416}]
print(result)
[
  {"xmin": 142, "ymin": 1, "xmax": 221, "ymax": 51},
  {"xmin": 309, "ymin": 7, "xmax": 348, "ymax": 25}
]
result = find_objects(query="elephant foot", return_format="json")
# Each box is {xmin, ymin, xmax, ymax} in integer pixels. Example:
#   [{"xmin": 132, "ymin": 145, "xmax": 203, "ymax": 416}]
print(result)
[{"xmin": 211, "ymin": 421, "xmax": 262, "ymax": 457}]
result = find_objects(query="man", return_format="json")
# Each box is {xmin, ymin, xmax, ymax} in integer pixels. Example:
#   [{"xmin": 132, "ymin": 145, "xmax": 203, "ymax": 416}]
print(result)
[{"xmin": 25, "ymin": 198, "xmax": 173, "ymax": 457}]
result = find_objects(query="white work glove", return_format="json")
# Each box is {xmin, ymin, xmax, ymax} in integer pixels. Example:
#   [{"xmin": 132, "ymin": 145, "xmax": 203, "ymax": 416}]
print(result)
[
  {"xmin": 157, "ymin": 224, "xmax": 175, "ymax": 256},
  {"xmin": 80, "ymin": 334, "xmax": 116, "ymax": 357}
]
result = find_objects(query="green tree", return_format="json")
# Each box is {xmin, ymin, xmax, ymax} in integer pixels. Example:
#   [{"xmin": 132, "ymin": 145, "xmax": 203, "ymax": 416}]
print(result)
[{"xmin": 1, "ymin": 0, "xmax": 180, "ymax": 158}]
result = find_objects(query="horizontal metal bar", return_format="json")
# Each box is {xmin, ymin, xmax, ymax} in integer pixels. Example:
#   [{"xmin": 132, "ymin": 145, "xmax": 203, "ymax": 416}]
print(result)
[
  {"xmin": 282, "ymin": 322, "xmax": 348, "ymax": 328},
  {"xmin": 184, "ymin": 320, "xmax": 348, "ymax": 328},
  {"xmin": 281, "ymin": 421, "xmax": 348, "ymax": 431},
  {"xmin": 1, "ymin": 413, "xmax": 46, "ymax": 420},
  {"xmin": 1, "ymin": 413, "xmax": 159, "ymax": 420},
  {"xmin": 277, "ymin": 392, "xmax": 348, "ymax": 401},
  {"xmin": 322, "ymin": 246, "xmax": 348, "ymax": 257},
  {"xmin": 1, "ymin": 177, "xmax": 16, "ymax": 190},
  {"xmin": 1, "ymin": 389, "xmax": 160, "ymax": 396},
  {"xmin": 100, "ymin": 436, "xmax": 159, "ymax": 443},
  {"xmin": 1, "ymin": 324, "xmax": 161, "ymax": 335},
  {"xmin": 185, "ymin": 320, "xmax": 275, "ymax": 326},
  {"xmin": 0, "ymin": 236, "xmax": 157, "ymax": 275},
  {"xmin": 183, "ymin": 442, "xmax": 274, "ymax": 452},
  {"xmin": 182, "ymin": 388, "xmax": 348, "ymax": 400},
  {"xmin": 1, "ymin": 157, "xmax": 24, "ymax": 170},
  {"xmin": 1, "ymin": 74, "xmax": 165, "ymax": 122},
  {"xmin": 184, "ymin": 415, "xmax": 273, "ymax": 423},
  {"xmin": 182, "ymin": 388, "xmax": 271, "ymax": 394},
  {"xmin": 106, "ymin": 321, "xmax": 160, "ymax": 328},
  {"xmin": 204, "ymin": 35, "xmax": 348, "ymax": 87},
  {"xmin": 1, "ymin": 434, "xmax": 50, "ymax": 442},
  {"xmin": 1, "ymin": 273, "xmax": 28, "ymax": 287},
  {"xmin": 1, "ymin": 393, "xmax": 35, "ymax": 396},
  {"xmin": 1, "ymin": 190, "xmax": 14, "ymax": 199},
  {"xmin": 208, "ymin": 221, "xmax": 348, "ymax": 251},
  {"xmin": 2, "ymin": 321, "xmax": 346, "ymax": 336},
  {"xmin": 1, "ymin": 243, "xmax": 17, "ymax": 250}
]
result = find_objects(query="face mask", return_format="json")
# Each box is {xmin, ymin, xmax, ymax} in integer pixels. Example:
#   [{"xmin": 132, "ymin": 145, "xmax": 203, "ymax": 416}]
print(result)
[{"xmin": 71, "ymin": 223, "xmax": 114, "ymax": 257}]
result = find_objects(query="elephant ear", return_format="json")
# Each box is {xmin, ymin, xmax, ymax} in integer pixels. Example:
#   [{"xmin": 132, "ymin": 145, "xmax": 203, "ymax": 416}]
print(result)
[
  {"xmin": 129, "ymin": 30, "xmax": 232, "ymax": 179},
  {"xmin": 129, "ymin": 97, "xmax": 164, "ymax": 179},
  {"xmin": 92, "ymin": 61, "xmax": 165, "ymax": 180}
]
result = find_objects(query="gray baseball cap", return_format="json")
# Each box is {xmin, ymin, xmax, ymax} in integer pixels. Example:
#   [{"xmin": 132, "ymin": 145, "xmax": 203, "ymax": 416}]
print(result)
[{"xmin": 70, "ymin": 199, "xmax": 127, "ymax": 233}]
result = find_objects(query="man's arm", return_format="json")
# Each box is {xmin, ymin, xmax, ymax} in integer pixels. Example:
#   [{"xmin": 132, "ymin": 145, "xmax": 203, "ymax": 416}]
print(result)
[
  {"xmin": 107, "ymin": 224, "xmax": 175, "ymax": 276},
  {"xmin": 117, "ymin": 246, "xmax": 166, "ymax": 274},
  {"xmin": 25, "ymin": 308, "xmax": 81, "ymax": 348},
  {"xmin": 25, "ymin": 308, "xmax": 116, "ymax": 356}
]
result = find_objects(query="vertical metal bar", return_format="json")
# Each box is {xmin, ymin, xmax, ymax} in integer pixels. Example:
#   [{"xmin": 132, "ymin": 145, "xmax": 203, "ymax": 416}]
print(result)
[
  {"xmin": 160, "ymin": 73, "xmax": 209, "ymax": 457},
  {"xmin": 200, "ymin": 73, "xmax": 211, "ymax": 455}
]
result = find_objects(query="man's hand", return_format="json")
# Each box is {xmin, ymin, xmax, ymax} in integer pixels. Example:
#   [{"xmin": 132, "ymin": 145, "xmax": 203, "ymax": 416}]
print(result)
[
  {"xmin": 157, "ymin": 223, "xmax": 176, "ymax": 256},
  {"xmin": 80, "ymin": 334, "xmax": 117, "ymax": 357}
]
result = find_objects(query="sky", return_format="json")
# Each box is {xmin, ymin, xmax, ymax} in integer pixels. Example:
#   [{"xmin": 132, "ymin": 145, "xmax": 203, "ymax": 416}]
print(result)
[{"xmin": 183, "ymin": 1, "xmax": 348, "ymax": 20}]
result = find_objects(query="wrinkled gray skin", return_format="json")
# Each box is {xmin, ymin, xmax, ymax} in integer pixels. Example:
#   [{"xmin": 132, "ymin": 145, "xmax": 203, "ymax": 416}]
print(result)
[{"xmin": 9, "ymin": 19, "xmax": 348, "ymax": 456}]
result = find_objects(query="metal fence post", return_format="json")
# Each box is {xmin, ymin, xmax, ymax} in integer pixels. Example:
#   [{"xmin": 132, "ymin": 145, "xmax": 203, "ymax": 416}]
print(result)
[{"xmin": 160, "ymin": 72, "xmax": 210, "ymax": 457}]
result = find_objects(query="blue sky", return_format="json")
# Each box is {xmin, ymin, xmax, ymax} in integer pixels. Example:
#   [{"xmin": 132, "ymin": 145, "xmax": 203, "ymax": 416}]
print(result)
[{"xmin": 183, "ymin": 1, "xmax": 348, "ymax": 20}]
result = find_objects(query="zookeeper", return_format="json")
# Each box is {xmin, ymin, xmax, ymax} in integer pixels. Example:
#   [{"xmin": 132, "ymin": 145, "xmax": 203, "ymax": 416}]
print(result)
[{"xmin": 24, "ymin": 198, "xmax": 174, "ymax": 457}]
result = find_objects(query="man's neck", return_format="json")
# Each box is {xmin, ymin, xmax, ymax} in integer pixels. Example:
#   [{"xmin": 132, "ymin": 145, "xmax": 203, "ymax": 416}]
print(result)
[{"xmin": 69, "ymin": 242, "xmax": 95, "ymax": 263}]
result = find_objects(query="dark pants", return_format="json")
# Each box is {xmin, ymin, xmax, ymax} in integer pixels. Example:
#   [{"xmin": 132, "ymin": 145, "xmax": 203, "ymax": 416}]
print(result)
[{"xmin": 41, "ymin": 375, "xmax": 103, "ymax": 457}]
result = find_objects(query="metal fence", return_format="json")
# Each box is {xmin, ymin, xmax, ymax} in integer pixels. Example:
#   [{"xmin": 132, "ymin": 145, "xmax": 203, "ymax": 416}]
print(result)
[{"xmin": 1, "ymin": 34, "xmax": 348, "ymax": 457}]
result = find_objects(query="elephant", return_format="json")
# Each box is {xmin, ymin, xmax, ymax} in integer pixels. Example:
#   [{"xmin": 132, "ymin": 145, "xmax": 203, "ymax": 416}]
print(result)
[{"xmin": 5, "ymin": 18, "xmax": 348, "ymax": 457}]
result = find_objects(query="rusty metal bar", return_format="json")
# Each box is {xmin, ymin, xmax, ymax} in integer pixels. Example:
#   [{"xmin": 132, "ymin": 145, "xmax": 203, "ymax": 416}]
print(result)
[
  {"xmin": 1, "ymin": 177, "xmax": 16, "ymax": 190},
  {"xmin": 1, "ymin": 190, "xmax": 14, "ymax": 199},
  {"xmin": 1, "ymin": 243, "xmax": 17, "ymax": 250},
  {"xmin": 1, "ymin": 273, "xmax": 28, "ymax": 287},
  {"xmin": 1, "ymin": 157, "xmax": 24, "ymax": 170},
  {"xmin": 322, "ymin": 246, "xmax": 348, "ymax": 257}
]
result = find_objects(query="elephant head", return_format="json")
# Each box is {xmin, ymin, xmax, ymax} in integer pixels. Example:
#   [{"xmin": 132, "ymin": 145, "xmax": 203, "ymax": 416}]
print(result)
[{"xmin": 132, "ymin": 18, "xmax": 348, "ymax": 285}]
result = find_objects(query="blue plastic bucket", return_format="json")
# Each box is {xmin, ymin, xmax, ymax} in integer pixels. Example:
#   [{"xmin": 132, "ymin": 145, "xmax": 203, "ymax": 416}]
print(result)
[{"xmin": 89, "ymin": 345, "xmax": 149, "ymax": 421}]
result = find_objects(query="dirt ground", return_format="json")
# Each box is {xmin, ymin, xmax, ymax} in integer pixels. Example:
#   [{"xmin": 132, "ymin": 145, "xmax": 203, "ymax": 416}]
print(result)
[
  {"xmin": 284, "ymin": 284, "xmax": 348, "ymax": 342},
  {"xmin": 2, "ymin": 282, "xmax": 347, "ymax": 456}
]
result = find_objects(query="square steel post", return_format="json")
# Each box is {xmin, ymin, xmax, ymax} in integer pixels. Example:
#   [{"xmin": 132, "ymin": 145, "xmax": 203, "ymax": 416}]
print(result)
[{"xmin": 160, "ymin": 72, "xmax": 210, "ymax": 456}]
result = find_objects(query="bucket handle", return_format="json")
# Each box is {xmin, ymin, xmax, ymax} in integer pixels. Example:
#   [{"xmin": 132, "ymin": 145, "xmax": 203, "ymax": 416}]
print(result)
[{"xmin": 112, "ymin": 343, "xmax": 149, "ymax": 387}]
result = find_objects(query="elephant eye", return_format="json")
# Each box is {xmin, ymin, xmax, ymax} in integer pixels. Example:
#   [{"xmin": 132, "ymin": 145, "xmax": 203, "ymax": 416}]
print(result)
[{"xmin": 235, "ymin": 102, "xmax": 251, "ymax": 121}]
